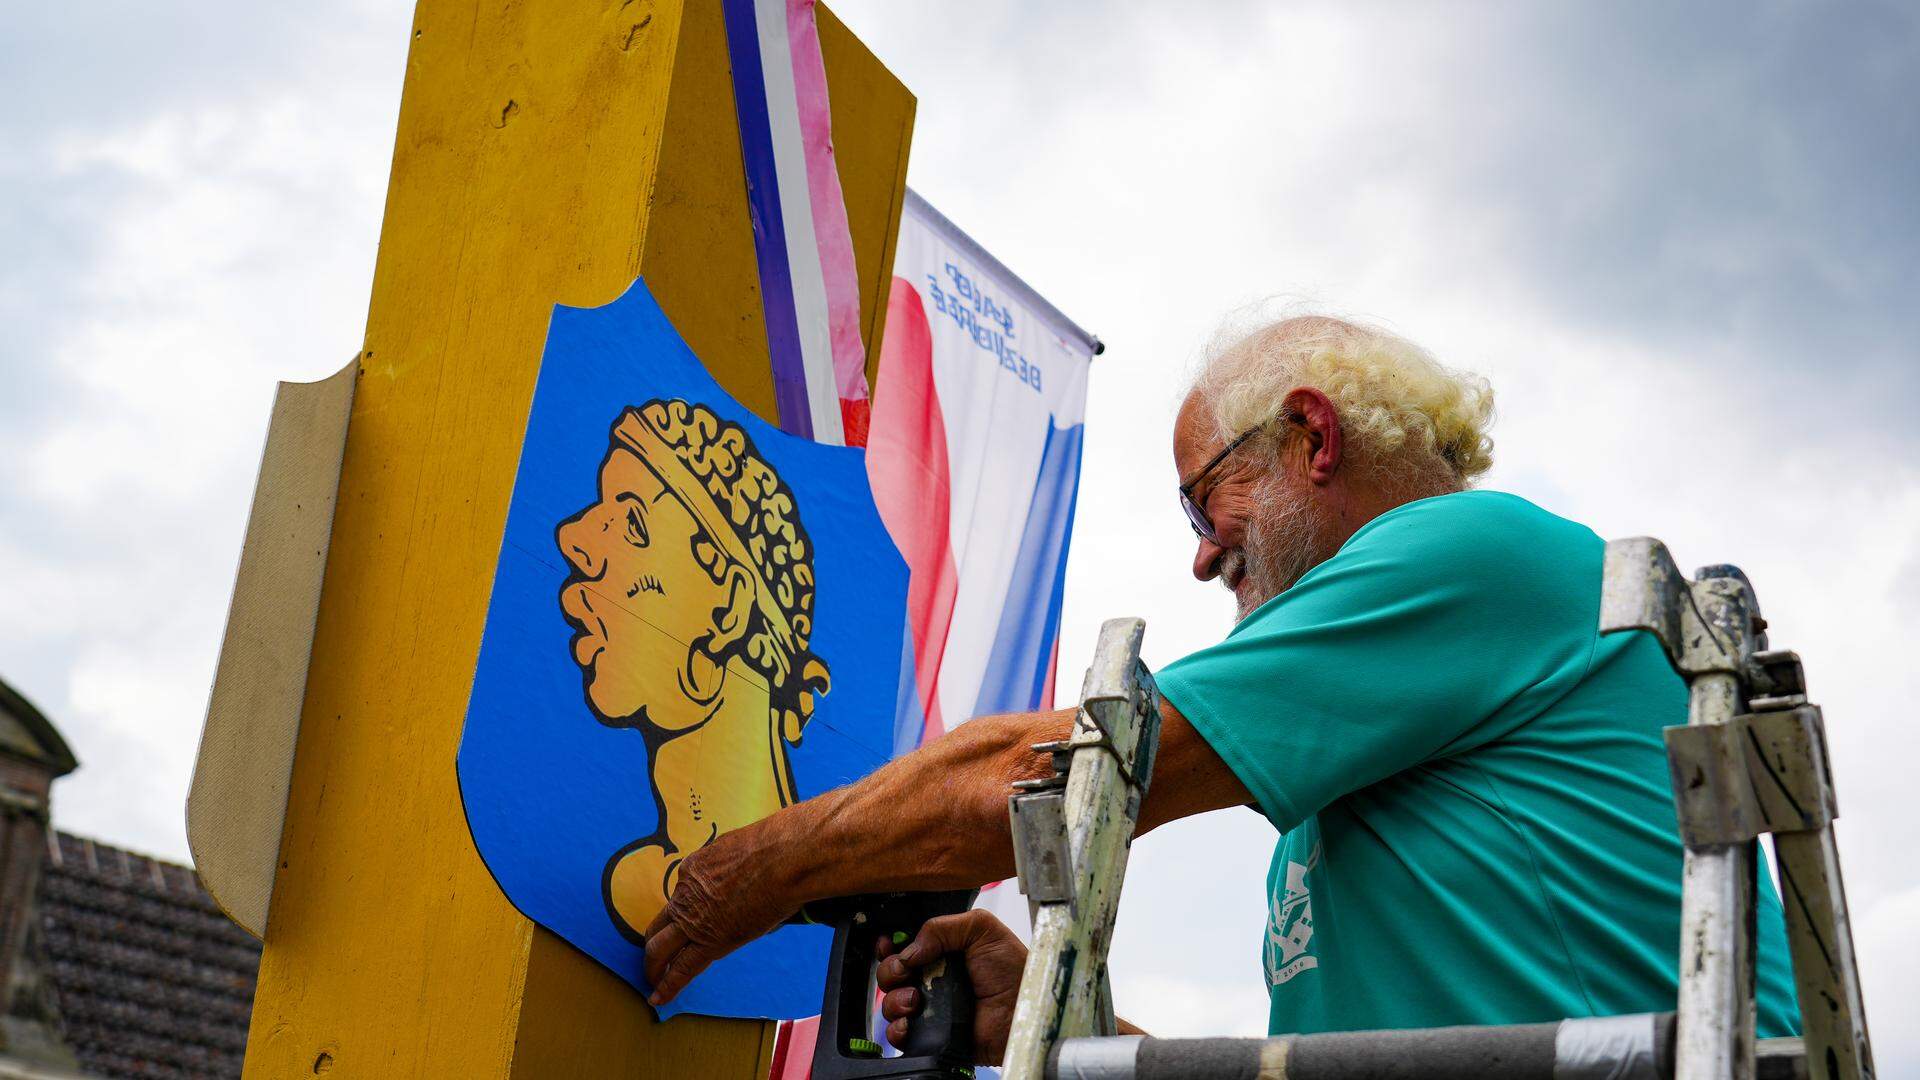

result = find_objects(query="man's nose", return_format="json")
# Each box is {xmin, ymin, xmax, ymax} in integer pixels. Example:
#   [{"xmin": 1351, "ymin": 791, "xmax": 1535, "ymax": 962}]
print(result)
[
  {"xmin": 1193, "ymin": 537, "xmax": 1225, "ymax": 582},
  {"xmin": 556, "ymin": 513, "xmax": 603, "ymax": 575}
]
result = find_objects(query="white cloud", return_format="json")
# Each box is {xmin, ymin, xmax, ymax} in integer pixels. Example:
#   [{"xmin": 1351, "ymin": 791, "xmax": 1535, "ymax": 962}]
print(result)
[
  {"xmin": 1108, "ymin": 809, "xmax": 1276, "ymax": 1037},
  {"xmin": 1114, "ymin": 972, "xmax": 1271, "ymax": 1041},
  {"xmin": 1857, "ymin": 883, "xmax": 1920, "ymax": 1071},
  {"xmin": 1, "ymin": 4, "xmax": 406, "ymax": 862}
]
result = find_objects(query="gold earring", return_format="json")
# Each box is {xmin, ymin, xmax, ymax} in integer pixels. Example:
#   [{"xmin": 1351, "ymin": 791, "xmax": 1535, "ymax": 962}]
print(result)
[{"xmin": 680, "ymin": 640, "xmax": 727, "ymax": 704}]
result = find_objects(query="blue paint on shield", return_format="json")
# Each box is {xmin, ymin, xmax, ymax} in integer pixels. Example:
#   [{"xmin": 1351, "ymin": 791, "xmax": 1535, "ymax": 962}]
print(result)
[{"xmin": 457, "ymin": 278, "xmax": 907, "ymax": 1020}]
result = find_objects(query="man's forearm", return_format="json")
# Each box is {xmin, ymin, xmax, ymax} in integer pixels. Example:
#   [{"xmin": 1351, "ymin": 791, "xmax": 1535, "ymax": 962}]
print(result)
[
  {"xmin": 770, "ymin": 708, "xmax": 1073, "ymax": 905},
  {"xmin": 739, "ymin": 694, "xmax": 1251, "ymax": 908},
  {"xmin": 643, "ymin": 695, "xmax": 1250, "ymax": 1004}
]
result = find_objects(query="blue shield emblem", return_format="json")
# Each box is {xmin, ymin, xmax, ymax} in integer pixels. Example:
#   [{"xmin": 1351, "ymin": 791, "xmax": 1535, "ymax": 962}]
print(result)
[{"xmin": 458, "ymin": 279, "xmax": 907, "ymax": 1019}]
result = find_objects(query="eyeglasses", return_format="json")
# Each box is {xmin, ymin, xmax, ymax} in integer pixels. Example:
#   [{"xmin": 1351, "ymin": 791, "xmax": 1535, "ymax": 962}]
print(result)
[{"xmin": 1177, "ymin": 412, "xmax": 1301, "ymax": 544}]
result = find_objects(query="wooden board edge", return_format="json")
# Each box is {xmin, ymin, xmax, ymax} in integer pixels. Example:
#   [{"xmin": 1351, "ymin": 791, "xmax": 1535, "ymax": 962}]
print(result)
[{"xmin": 187, "ymin": 357, "xmax": 359, "ymax": 938}]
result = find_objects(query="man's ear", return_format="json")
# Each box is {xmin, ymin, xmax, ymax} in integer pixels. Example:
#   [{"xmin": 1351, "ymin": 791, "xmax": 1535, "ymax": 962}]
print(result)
[
  {"xmin": 707, "ymin": 561, "xmax": 757, "ymax": 655},
  {"xmin": 1286, "ymin": 387, "xmax": 1342, "ymax": 486}
]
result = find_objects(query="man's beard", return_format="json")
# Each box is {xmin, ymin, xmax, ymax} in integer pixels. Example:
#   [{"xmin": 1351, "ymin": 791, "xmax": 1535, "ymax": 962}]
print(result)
[{"xmin": 1222, "ymin": 477, "xmax": 1337, "ymax": 621}]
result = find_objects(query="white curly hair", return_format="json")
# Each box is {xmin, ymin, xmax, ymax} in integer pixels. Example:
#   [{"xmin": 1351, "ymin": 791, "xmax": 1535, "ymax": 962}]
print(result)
[{"xmin": 1188, "ymin": 313, "xmax": 1495, "ymax": 497}]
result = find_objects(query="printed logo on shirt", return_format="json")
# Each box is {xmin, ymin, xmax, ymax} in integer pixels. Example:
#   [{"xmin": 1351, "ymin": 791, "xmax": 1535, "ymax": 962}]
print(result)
[{"xmin": 1265, "ymin": 842, "xmax": 1321, "ymax": 986}]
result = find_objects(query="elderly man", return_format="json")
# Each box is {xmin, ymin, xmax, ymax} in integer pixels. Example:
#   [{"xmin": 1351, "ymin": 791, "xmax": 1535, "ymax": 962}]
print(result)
[{"xmin": 639, "ymin": 315, "xmax": 1799, "ymax": 1060}]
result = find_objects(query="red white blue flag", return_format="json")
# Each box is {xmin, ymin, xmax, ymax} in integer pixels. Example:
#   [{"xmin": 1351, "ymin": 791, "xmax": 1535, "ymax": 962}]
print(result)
[
  {"xmin": 870, "ymin": 191, "xmax": 1099, "ymax": 752},
  {"xmin": 718, "ymin": 0, "xmax": 1098, "ymax": 745},
  {"xmin": 765, "ymin": 188, "xmax": 1098, "ymax": 1076},
  {"xmin": 719, "ymin": 1, "xmax": 1098, "ymax": 1071},
  {"xmin": 721, "ymin": 0, "xmax": 874, "ymax": 448}
]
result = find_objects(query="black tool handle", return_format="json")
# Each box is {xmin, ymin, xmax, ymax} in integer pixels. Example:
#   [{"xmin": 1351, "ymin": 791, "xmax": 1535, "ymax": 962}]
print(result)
[
  {"xmin": 896, "ymin": 922, "xmax": 975, "ymax": 1059},
  {"xmin": 806, "ymin": 890, "xmax": 980, "ymax": 1080}
]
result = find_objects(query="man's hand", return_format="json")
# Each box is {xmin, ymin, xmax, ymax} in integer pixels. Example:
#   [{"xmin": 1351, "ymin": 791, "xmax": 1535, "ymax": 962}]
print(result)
[
  {"xmin": 876, "ymin": 910, "xmax": 1027, "ymax": 1066},
  {"xmin": 640, "ymin": 710, "xmax": 1071, "ymax": 1007},
  {"xmin": 642, "ymin": 826, "xmax": 800, "ymax": 1005}
]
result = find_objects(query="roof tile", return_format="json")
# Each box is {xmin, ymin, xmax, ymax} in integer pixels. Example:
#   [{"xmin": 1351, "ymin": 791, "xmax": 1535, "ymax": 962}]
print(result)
[{"xmin": 38, "ymin": 832, "xmax": 259, "ymax": 1079}]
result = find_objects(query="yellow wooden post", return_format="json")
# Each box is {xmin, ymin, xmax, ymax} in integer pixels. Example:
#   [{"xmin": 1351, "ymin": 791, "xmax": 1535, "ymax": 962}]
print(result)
[{"xmin": 240, "ymin": 3, "xmax": 912, "ymax": 1076}]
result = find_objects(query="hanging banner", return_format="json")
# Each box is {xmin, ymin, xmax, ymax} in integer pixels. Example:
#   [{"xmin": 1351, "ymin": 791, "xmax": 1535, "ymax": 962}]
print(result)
[
  {"xmin": 870, "ymin": 189, "xmax": 1100, "ymax": 751},
  {"xmin": 721, "ymin": 0, "xmax": 873, "ymax": 446},
  {"xmin": 771, "ymin": 189, "xmax": 1100, "ymax": 1078},
  {"xmin": 718, "ymin": 4, "xmax": 1099, "ymax": 1062},
  {"xmin": 717, "ymin": 0, "xmax": 1099, "ymax": 743}
]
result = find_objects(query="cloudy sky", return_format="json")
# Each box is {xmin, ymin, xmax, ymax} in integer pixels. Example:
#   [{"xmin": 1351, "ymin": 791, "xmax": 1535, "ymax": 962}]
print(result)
[{"xmin": 4, "ymin": 0, "xmax": 1916, "ymax": 1064}]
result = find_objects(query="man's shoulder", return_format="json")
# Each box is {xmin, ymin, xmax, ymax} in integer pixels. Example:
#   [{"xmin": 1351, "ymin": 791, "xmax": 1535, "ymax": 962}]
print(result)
[
  {"xmin": 1347, "ymin": 490, "xmax": 1597, "ymax": 563},
  {"xmin": 1325, "ymin": 491, "xmax": 1603, "ymax": 608}
]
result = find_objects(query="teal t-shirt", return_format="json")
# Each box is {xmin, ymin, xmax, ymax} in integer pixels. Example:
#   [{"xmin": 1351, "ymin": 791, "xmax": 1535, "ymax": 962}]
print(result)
[{"xmin": 1155, "ymin": 491, "xmax": 1798, "ymax": 1037}]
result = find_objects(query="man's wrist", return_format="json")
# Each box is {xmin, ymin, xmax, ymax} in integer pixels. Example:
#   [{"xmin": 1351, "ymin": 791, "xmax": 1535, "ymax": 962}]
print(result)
[
  {"xmin": 733, "ymin": 784, "xmax": 847, "ymax": 912},
  {"xmin": 780, "ymin": 784, "xmax": 854, "ymax": 903}
]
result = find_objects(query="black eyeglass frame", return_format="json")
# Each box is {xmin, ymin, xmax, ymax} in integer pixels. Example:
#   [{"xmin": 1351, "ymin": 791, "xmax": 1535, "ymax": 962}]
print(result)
[{"xmin": 1177, "ymin": 411, "xmax": 1302, "ymax": 543}]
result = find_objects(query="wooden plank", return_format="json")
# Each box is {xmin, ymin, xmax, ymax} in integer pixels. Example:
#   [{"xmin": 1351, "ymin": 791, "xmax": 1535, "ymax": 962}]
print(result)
[
  {"xmin": 188, "ymin": 358, "xmax": 356, "ymax": 939},
  {"xmin": 241, "ymin": 2, "xmax": 912, "ymax": 1076}
]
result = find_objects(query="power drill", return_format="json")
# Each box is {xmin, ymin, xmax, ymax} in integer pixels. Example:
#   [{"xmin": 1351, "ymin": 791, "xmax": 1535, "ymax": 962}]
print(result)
[{"xmin": 801, "ymin": 890, "xmax": 980, "ymax": 1080}]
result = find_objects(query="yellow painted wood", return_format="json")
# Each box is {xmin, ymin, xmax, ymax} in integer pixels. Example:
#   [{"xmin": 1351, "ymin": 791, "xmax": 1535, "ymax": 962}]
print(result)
[{"xmin": 241, "ymin": 2, "xmax": 913, "ymax": 1076}]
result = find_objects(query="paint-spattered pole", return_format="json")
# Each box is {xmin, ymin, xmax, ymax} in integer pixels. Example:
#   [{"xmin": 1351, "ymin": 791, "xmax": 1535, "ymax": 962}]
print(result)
[
  {"xmin": 236, "ymin": 3, "xmax": 912, "ymax": 1076},
  {"xmin": 1002, "ymin": 618, "xmax": 1162, "ymax": 1080},
  {"xmin": 1599, "ymin": 542, "xmax": 1763, "ymax": 1080},
  {"xmin": 1599, "ymin": 538, "xmax": 1875, "ymax": 1080},
  {"xmin": 1672, "ymin": 665, "xmax": 1759, "ymax": 1080}
]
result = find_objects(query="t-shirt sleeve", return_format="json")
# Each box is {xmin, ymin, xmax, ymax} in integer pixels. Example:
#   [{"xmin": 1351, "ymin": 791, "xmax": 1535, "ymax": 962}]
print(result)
[{"xmin": 1155, "ymin": 494, "xmax": 1599, "ymax": 833}]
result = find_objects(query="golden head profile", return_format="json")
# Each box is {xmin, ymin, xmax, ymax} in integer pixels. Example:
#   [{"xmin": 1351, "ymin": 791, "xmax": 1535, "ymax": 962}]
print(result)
[{"xmin": 556, "ymin": 399, "xmax": 830, "ymax": 941}]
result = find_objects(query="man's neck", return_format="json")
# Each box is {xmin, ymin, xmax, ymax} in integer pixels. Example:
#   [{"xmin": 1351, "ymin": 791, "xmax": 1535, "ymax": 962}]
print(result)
[{"xmin": 1323, "ymin": 479, "xmax": 1458, "ymax": 550}]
